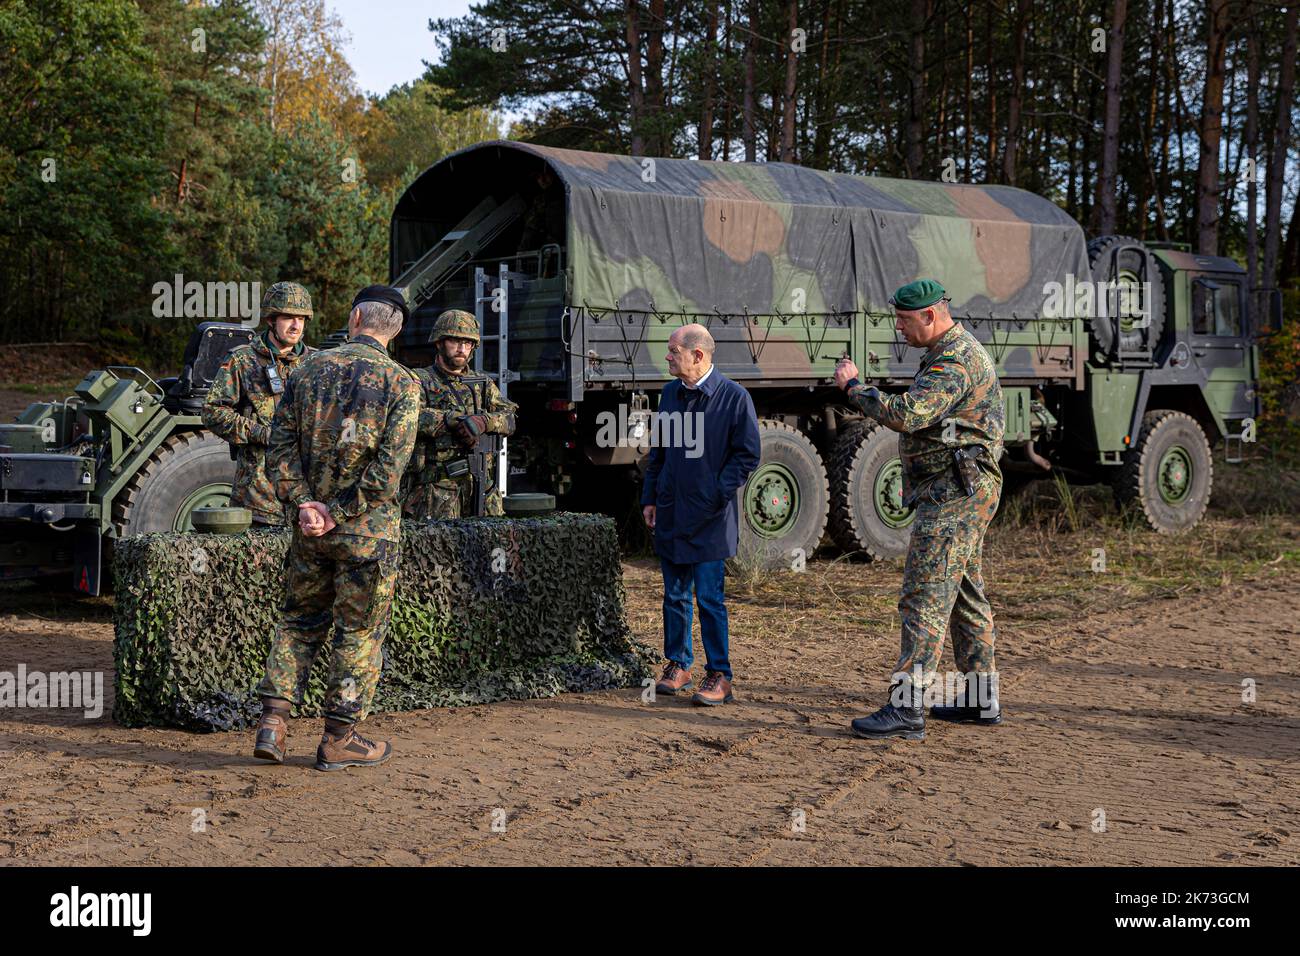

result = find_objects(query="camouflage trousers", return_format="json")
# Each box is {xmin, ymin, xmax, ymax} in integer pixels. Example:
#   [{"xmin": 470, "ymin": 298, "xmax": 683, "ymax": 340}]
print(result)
[
  {"xmin": 403, "ymin": 477, "xmax": 504, "ymax": 520},
  {"xmin": 894, "ymin": 473, "xmax": 1001, "ymax": 689},
  {"xmin": 255, "ymin": 530, "xmax": 400, "ymax": 723}
]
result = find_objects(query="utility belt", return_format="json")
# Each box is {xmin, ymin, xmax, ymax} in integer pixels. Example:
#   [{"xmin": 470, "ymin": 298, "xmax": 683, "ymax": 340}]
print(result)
[
  {"xmin": 412, "ymin": 457, "xmax": 485, "ymax": 485},
  {"xmin": 433, "ymin": 434, "xmax": 465, "ymax": 453},
  {"xmin": 909, "ymin": 446, "xmax": 994, "ymax": 506},
  {"xmin": 419, "ymin": 428, "xmax": 502, "ymax": 517}
]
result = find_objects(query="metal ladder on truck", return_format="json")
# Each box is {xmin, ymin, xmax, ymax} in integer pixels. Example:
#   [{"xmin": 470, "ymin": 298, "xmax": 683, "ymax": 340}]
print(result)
[{"xmin": 474, "ymin": 262, "xmax": 522, "ymax": 496}]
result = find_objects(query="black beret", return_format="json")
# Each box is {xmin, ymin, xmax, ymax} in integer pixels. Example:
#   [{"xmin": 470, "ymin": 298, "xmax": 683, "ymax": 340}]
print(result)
[{"xmin": 351, "ymin": 284, "xmax": 409, "ymax": 322}]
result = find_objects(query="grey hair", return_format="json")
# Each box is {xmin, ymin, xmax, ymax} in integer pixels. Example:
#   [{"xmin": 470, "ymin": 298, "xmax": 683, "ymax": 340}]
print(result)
[
  {"xmin": 352, "ymin": 301, "xmax": 403, "ymax": 338},
  {"xmin": 678, "ymin": 326, "xmax": 716, "ymax": 354}
]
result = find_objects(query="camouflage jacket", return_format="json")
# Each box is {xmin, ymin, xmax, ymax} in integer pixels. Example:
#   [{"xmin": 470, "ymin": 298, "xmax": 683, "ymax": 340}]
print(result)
[
  {"xmin": 267, "ymin": 335, "xmax": 420, "ymax": 541},
  {"xmin": 201, "ymin": 332, "xmax": 313, "ymax": 523},
  {"xmin": 846, "ymin": 323, "xmax": 1004, "ymax": 506},
  {"xmin": 405, "ymin": 361, "xmax": 517, "ymax": 485}
]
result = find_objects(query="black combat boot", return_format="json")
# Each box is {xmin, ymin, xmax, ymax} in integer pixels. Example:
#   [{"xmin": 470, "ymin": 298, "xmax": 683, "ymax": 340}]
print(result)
[
  {"xmin": 850, "ymin": 683, "xmax": 925, "ymax": 740},
  {"xmin": 930, "ymin": 674, "xmax": 1002, "ymax": 724}
]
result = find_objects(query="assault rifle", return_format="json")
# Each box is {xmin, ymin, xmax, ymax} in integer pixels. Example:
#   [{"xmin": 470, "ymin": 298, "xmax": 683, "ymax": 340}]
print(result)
[{"xmin": 457, "ymin": 374, "xmax": 502, "ymax": 517}]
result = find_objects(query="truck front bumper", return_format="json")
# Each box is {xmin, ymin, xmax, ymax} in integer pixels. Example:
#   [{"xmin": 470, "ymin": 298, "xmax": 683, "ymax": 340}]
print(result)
[
  {"xmin": 0, "ymin": 514, "xmax": 105, "ymax": 595},
  {"xmin": 0, "ymin": 502, "xmax": 100, "ymax": 522}
]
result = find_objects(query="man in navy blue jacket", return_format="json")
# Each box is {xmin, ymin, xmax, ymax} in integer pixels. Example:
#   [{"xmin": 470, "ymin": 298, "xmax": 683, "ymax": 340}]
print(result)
[{"xmin": 641, "ymin": 324, "xmax": 761, "ymax": 705}]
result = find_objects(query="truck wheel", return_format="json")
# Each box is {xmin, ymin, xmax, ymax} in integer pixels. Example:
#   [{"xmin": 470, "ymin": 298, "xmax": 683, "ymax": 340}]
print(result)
[
  {"xmin": 828, "ymin": 420, "xmax": 913, "ymax": 559},
  {"xmin": 736, "ymin": 420, "xmax": 829, "ymax": 569},
  {"xmin": 113, "ymin": 431, "xmax": 235, "ymax": 536},
  {"xmin": 1087, "ymin": 235, "xmax": 1166, "ymax": 355},
  {"xmin": 1114, "ymin": 410, "xmax": 1213, "ymax": 534}
]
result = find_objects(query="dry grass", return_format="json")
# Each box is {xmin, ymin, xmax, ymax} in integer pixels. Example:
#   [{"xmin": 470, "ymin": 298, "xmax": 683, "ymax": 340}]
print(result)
[
  {"xmin": 625, "ymin": 460, "xmax": 1300, "ymax": 652},
  {"xmin": 1211, "ymin": 456, "xmax": 1300, "ymax": 518},
  {"xmin": 981, "ymin": 465, "xmax": 1300, "ymax": 627}
]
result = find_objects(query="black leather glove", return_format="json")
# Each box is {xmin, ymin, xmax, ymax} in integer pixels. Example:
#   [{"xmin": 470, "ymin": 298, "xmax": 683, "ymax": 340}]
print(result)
[{"xmin": 454, "ymin": 414, "xmax": 488, "ymax": 448}]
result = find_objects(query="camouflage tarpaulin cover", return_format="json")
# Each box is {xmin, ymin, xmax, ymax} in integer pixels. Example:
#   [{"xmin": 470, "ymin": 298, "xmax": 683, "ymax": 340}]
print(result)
[
  {"xmin": 402, "ymin": 141, "xmax": 1091, "ymax": 320},
  {"xmin": 113, "ymin": 514, "xmax": 653, "ymax": 731}
]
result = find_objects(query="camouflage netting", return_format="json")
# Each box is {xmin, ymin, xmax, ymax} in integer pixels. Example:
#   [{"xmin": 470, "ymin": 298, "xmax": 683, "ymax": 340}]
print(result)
[{"xmin": 113, "ymin": 514, "xmax": 653, "ymax": 731}]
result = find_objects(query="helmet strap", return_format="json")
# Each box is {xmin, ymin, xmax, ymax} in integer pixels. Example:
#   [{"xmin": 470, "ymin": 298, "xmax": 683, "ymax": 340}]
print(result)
[{"xmin": 266, "ymin": 319, "xmax": 290, "ymax": 352}]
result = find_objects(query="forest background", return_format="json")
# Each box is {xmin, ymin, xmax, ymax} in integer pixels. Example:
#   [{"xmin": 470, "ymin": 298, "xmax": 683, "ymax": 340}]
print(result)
[{"xmin": 2, "ymin": 0, "xmax": 1298, "ymax": 430}]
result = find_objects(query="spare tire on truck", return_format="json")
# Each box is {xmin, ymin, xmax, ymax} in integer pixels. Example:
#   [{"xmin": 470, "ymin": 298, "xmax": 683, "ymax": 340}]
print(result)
[{"xmin": 1087, "ymin": 235, "xmax": 1166, "ymax": 357}]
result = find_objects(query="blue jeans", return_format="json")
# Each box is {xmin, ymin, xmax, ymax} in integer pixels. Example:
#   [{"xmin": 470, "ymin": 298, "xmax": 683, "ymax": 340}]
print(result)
[{"xmin": 660, "ymin": 558, "xmax": 730, "ymax": 679}]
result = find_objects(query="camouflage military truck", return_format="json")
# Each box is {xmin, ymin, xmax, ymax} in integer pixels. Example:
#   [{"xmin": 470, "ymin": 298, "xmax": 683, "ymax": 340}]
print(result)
[
  {"xmin": 3, "ymin": 142, "xmax": 1281, "ymax": 591},
  {"xmin": 0, "ymin": 324, "xmax": 252, "ymax": 593},
  {"xmin": 387, "ymin": 140, "xmax": 1281, "ymax": 565}
]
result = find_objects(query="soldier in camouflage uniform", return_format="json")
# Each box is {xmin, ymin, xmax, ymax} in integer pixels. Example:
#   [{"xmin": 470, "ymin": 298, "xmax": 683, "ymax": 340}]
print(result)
[
  {"xmin": 253, "ymin": 285, "xmax": 420, "ymax": 772},
  {"xmin": 402, "ymin": 309, "xmax": 517, "ymax": 520},
  {"xmin": 202, "ymin": 282, "xmax": 315, "ymax": 525},
  {"xmin": 834, "ymin": 279, "xmax": 1005, "ymax": 741}
]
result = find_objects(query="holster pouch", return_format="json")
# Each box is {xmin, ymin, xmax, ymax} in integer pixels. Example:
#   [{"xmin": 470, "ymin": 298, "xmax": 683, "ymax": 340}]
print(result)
[{"xmin": 953, "ymin": 447, "xmax": 982, "ymax": 497}]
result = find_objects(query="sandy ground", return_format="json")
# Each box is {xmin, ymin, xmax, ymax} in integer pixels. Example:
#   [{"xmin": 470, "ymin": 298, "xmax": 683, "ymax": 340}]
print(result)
[{"xmin": 1, "ymin": 556, "xmax": 1297, "ymax": 867}]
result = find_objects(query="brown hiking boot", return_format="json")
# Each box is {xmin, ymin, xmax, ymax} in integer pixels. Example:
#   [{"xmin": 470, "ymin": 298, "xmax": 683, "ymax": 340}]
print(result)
[
  {"xmin": 691, "ymin": 671, "xmax": 734, "ymax": 706},
  {"xmin": 655, "ymin": 661, "xmax": 692, "ymax": 696},
  {"xmin": 314, "ymin": 724, "xmax": 392, "ymax": 772},
  {"xmin": 253, "ymin": 699, "xmax": 291, "ymax": 763}
]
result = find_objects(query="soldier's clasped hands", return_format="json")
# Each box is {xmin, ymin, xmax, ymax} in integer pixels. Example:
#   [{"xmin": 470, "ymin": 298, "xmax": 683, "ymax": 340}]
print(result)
[{"xmin": 298, "ymin": 501, "xmax": 337, "ymax": 537}]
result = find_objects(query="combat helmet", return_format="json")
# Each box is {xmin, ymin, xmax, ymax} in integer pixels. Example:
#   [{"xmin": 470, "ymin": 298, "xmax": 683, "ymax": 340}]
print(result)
[
  {"xmin": 261, "ymin": 281, "xmax": 313, "ymax": 318},
  {"xmin": 430, "ymin": 309, "xmax": 480, "ymax": 344}
]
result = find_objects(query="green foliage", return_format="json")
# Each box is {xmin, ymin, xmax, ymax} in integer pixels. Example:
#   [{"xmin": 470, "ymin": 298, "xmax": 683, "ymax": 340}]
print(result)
[
  {"xmin": 10, "ymin": 0, "xmax": 1297, "ymax": 367},
  {"xmin": 428, "ymin": 0, "xmax": 670, "ymax": 152},
  {"xmin": 267, "ymin": 115, "xmax": 395, "ymax": 331},
  {"xmin": 357, "ymin": 81, "xmax": 502, "ymax": 194},
  {"xmin": 113, "ymin": 514, "xmax": 654, "ymax": 731},
  {"xmin": 1258, "ymin": 287, "xmax": 1300, "ymax": 453},
  {"xmin": 0, "ymin": 0, "xmax": 171, "ymax": 344},
  {"xmin": 425, "ymin": 0, "xmax": 1300, "ymax": 265},
  {"xmin": 0, "ymin": 0, "xmax": 495, "ymax": 364}
]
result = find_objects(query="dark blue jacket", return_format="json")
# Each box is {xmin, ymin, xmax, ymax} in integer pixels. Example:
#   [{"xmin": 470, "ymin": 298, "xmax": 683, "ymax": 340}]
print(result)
[{"xmin": 640, "ymin": 369, "xmax": 761, "ymax": 564}]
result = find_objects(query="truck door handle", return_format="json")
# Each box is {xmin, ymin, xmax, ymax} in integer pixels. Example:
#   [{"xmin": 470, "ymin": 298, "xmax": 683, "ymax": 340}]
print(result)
[{"xmin": 1193, "ymin": 350, "xmax": 1207, "ymax": 357}]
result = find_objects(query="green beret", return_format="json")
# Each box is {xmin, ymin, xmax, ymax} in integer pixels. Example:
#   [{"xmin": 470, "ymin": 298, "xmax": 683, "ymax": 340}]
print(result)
[{"xmin": 889, "ymin": 278, "xmax": 948, "ymax": 311}]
